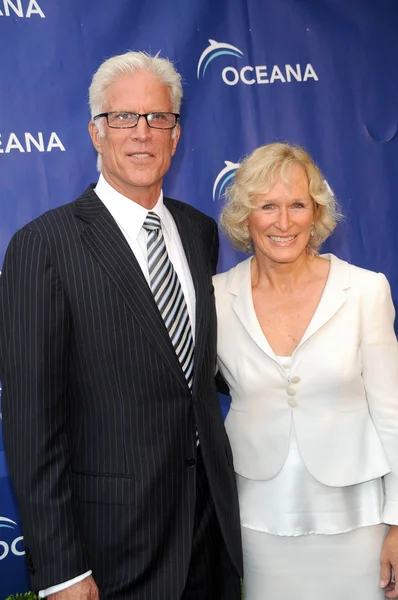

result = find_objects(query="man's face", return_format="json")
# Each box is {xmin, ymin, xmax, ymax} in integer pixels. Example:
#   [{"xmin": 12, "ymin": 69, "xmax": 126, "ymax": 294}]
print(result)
[{"xmin": 89, "ymin": 70, "xmax": 180, "ymax": 207}]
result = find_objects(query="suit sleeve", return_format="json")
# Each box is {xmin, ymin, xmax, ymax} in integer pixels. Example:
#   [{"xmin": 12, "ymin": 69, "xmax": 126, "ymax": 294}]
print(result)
[
  {"xmin": 210, "ymin": 218, "xmax": 219, "ymax": 276},
  {"xmin": 0, "ymin": 228, "xmax": 89, "ymax": 590},
  {"xmin": 361, "ymin": 273, "xmax": 398, "ymax": 525},
  {"xmin": 215, "ymin": 369, "xmax": 230, "ymax": 395}
]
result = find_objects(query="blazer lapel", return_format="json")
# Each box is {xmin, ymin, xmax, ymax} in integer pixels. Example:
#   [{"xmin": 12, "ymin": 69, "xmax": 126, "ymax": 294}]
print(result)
[
  {"xmin": 296, "ymin": 253, "xmax": 350, "ymax": 350},
  {"xmin": 230, "ymin": 258, "xmax": 277, "ymax": 360},
  {"xmin": 229, "ymin": 254, "xmax": 350, "ymax": 359},
  {"xmin": 164, "ymin": 199, "xmax": 210, "ymax": 389},
  {"xmin": 75, "ymin": 187, "xmax": 188, "ymax": 390}
]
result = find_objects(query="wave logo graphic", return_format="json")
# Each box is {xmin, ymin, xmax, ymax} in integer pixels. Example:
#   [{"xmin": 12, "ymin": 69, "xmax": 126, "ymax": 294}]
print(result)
[
  {"xmin": 0, "ymin": 516, "xmax": 24, "ymax": 560},
  {"xmin": 213, "ymin": 161, "xmax": 240, "ymax": 201},
  {"xmin": 197, "ymin": 40, "xmax": 243, "ymax": 79},
  {"xmin": 0, "ymin": 516, "xmax": 17, "ymax": 530}
]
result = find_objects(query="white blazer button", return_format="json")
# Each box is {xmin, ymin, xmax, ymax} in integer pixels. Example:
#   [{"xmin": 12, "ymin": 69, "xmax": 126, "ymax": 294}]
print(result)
[
  {"xmin": 290, "ymin": 376, "xmax": 301, "ymax": 384},
  {"xmin": 286, "ymin": 387, "xmax": 296, "ymax": 396},
  {"xmin": 288, "ymin": 398, "xmax": 297, "ymax": 407}
]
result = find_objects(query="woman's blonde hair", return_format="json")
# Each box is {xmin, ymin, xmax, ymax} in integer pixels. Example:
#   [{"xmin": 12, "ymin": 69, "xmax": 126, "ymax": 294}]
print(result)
[{"xmin": 220, "ymin": 142, "xmax": 343, "ymax": 253}]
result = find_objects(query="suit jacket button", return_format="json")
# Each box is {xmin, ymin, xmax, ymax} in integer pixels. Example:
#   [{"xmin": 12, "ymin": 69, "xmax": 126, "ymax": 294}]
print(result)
[
  {"xmin": 286, "ymin": 387, "xmax": 296, "ymax": 396},
  {"xmin": 288, "ymin": 398, "xmax": 298, "ymax": 407},
  {"xmin": 186, "ymin": 457, "xmax": 196, "ymax": 467},
  {"xmin": 290, "ymin": 376, "xmax": 301, "ymax": 384}
]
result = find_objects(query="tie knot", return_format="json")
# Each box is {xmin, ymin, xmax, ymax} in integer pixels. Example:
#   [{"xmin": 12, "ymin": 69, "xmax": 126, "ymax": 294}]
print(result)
[{"xmin": 143, "ymin": 211, "xmax": 161, "ymax": 232}]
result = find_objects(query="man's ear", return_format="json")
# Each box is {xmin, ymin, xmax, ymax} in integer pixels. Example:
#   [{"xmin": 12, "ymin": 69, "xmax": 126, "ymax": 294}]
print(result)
[
  {"xmin": 171, "ymin": 124, "xmax": 181, "ymax": 156},
  {"xmin": 88, "ymin": 120, "xmax": 103, "ymax": 155}
]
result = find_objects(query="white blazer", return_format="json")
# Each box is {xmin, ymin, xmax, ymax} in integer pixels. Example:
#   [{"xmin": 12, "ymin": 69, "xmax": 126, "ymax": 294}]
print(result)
[{"xmin": 214, "ymin": 253, "xmax": 398, "ymax": 524}]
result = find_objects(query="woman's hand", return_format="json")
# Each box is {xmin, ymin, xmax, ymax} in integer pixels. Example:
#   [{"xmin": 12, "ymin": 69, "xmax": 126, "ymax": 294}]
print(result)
[{"xmin": 380, "ymin": 526, "xmax": 398, "ymax": 598}]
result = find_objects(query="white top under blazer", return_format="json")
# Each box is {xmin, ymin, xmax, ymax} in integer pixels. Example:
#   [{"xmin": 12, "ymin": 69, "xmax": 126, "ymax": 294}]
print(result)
[
  {"xmin": 213, "ymin": 254, "xmax": 398, "ymax": 530},
  {"xmin": 235, "ymin": 354, "xmax": 384, "ymax": 535}
]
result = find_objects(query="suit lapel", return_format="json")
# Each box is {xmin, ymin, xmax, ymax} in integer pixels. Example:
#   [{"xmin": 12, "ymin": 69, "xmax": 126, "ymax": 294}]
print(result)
[
  {"xmin": 75, "ymin": 187, "xmax": 188, "ymax": 390},
  {"xmin": 164, "ymin": 199, "xmax": 209, "ymax": 390}
]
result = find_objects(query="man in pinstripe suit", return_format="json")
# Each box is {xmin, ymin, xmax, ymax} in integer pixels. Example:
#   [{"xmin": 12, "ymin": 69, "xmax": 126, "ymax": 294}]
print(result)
[{"xmin": 0, "ymin": 52, "xmax": 243, "ymax": 599}]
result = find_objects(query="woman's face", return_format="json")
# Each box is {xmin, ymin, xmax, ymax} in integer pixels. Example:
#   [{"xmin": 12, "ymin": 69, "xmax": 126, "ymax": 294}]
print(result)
[{"xmin": 247, "ymin": 165, "xmax": 315, "ymax": 265}]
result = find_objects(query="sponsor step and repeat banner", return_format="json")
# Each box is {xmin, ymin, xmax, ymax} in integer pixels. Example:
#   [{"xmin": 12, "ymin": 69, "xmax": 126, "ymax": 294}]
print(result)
[{"xmin": 1, "ymin": 0, "xmax": 397, "ymax": 595}]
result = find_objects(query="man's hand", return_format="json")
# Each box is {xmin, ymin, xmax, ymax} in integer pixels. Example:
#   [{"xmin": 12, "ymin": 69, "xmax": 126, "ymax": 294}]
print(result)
[
  {"xmin": 48, "ymin": 576, "xmax": 99, "ymax": 600},
  {"xmin": 380, "ymin": 526, "xmax": 398, "ymax": 598}
]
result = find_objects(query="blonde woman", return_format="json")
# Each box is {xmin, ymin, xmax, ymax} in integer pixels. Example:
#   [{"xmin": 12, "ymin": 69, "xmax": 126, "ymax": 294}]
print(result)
[{"xmin": 214, "ymin": 142, "xmax": 398, "ymax": 599}]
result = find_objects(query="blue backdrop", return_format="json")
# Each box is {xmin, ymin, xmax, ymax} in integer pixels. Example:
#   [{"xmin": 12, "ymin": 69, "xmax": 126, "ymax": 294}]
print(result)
[{"xmin": 1, "ymin": 0, "xmax": 397, "ymax": 595}]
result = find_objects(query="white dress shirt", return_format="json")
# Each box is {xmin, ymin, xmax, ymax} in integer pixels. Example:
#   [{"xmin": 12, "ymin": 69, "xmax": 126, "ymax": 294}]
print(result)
[{"xmin": 39, "ymin": 175, "xmax": 196, "ymax": 597}]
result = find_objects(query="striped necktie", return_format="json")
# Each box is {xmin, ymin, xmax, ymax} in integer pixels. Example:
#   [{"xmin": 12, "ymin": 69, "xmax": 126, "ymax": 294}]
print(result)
[{"xmin": 143, "ymin": 212, "xmax": 194, "ymax": 388}]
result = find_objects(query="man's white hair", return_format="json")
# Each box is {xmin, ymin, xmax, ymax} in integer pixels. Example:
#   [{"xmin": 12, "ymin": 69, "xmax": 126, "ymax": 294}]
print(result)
[{"xmin": 88, "ymin": 51, "xmax": 183, "ymax": 171}]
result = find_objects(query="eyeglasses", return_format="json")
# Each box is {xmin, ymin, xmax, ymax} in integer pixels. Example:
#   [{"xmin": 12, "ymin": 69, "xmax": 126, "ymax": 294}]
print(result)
[{"xmin": 93, "ymin": 111, "xmax": 180, "ymax": 130}]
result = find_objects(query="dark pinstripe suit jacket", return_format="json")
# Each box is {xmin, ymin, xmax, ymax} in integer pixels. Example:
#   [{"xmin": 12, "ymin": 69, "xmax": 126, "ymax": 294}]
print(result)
[{"xmin": 0, "ymin": 186, "xmax": 243, "ymax": 598}]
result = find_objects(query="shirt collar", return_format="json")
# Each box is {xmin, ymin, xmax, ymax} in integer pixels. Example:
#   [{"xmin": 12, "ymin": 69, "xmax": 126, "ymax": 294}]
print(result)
[{"xmin": 95, "ymin": 174, "xmax": 171, "ymax": 240}]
